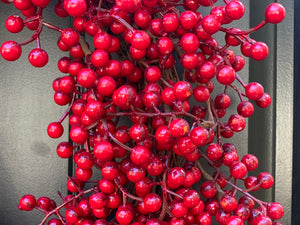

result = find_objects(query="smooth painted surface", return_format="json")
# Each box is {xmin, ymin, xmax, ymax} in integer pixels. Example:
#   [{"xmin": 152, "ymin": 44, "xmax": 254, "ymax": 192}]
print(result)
[{"xmin": 0, "ymin": 3, "xmax": 70, "ymax": 224}]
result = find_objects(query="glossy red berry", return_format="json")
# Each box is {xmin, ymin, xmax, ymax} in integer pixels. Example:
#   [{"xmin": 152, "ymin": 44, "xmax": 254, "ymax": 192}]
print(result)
[
  {"xmin": 113, "ymin": 85, "xmax": 137, "ymax": 110},
  {"xmin": 256, "ymin": 92, "xmax": 272, "ymax": 108},
  {"xmin": 32, "ymin": 0, "xmax": 50, "ymax": 7},
  {"xmin": 228, "ymin": 114, "xmax": 246, "ymax": 132},
  {"xmin": 200, "ymin": 181, "xmax": 217, "ymax": 199},
  {"xmin": 241, "ymin": 154, "xmax": 258, "ymax": 171},
  {"xmin": 65, "ymin": 206, "xmax": 82, "ymax": 223},
  {"xmin": 220, "ymin": 194, "xmax": 238, "ymax": 212},
  {"xmin": 130, "ymin": 146, "xmax": 150, "ymax": 165},
  {"xmin": 169, "ymin": 118, "xmax": 190, "ymax": 138},
  {"xmin": 257, "ymin": 172, "xmax": 274, "ymax": 189},
  {"xmin": 47, "ymin": 122, "xmax": 64, "ymax": 138},
  {"xmin": 217, "ymin": 65, "xmax": 236, "ymax": 85},
  {"xmin": 115, "ymin": 0, "xmax": 141, "ymax": 13},
  {"xmin": 265, "ymin": 3, "xmax": 286, "ymax": 24},
  {"xmin": 28, "ymin": 48, "xmax": 49, "ymax": 67},
  {"xmin": 0, "ymin": 40, "xmax": 22, "ymax": 61},
  {"xmin": 144, "ymin": 193, "xmax": 162, "ymax": 212},
  {"xmin": 70, "ymin": 124, "xmax": 88, "ymax": 144},
  {"xmin": 267, "ymin": 202, "xmax": 284, "ymax": 220},
  {"xmin": 237, "ymin": 101, "xmax": 254, "ymax": 117},
  {"xmin": 77, "ymin": 68, "xmax": 97, "ymax": 88},
  {"xmin": 206, "ymin": 143, "xmax": 223, "ymax": 161},
  {"xmin": 131, "ymin": 30, "xmax": 151, "ymax": 50},
  {"xmin": 250, "ymin": 42, "xmax": 269, "ymax": 61},
  {"xmin": 245, "ymin": 82, "xmax": 264, "ymax": 101},
  {"xmin": 173, "ymin": 81, "xmax": 193, "ymax": 101},
  {"xmin": 162, "ymin": 13, "xmax": 179, "ymax": 33},
  {"xmin": 63, "ymin": 0, "xmax": 87, "ymax": 17},
  {"xmin": 89, "ymin": 192, "xmax": 107, "ymax": 209},
  {"xmin": 225, "ymin": 216, "xmax": 244, "ymax": 225},
  {"xmin": 18, "ymin": 195, "xmax": 36, "ymax": 211},
  {"xmin": 202, "ymin": 15, "xmax": 221, "ymax": 34},
  {"xmin": 61, "ymin": 28, "xmax": 80, "ymax": 47},
  {"xmin": 145, "ymin": 66, "xmax": 162, "ymax": 82},
  {"xmin": 230, "ymin": 161, "xmax": 248, "ymax": 179},
  {"xmin": 225, "ymin": 0, "xmax": 245, "ymax": 20},
  {"xmin": 56, "ymin": 142, "xmax": 73, "ymax": 158},
  {"xmin": 5, "ymin": 15, "xmax": 24, "ymax": 33},
  {"xmin": 94, "ymin": 141, "xmax": 114, "ymax": 162}
]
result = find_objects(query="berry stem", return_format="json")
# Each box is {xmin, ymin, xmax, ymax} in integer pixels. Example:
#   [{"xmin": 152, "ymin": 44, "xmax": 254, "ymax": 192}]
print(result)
[
  {"xmin": 114, "ymin": 178, "xmax": 144, "ymax": 202},
  {"xmin": 42, "ymin": 21, "xmax": 63, "ymax": 32},
  {"xmin": 58, "ymin": 93, "xmax": 76, "ymax": 123},
  {"xmin": 159, "ymin": 152, "xmax": 170, "ymax": 220},
  {"xmin": 220, "ymin": 20, "xmax": 267, "ymax": 35},
  {"xmin": 39, "ymin": 188, "xmax": 95, "ymax": 225}
]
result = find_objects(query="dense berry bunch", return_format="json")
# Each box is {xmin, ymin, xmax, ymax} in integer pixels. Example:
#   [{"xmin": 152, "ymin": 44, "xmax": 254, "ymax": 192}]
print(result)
[{"xmin": 1, "ymin": 0, "xmax": 286, "ymax": 224}]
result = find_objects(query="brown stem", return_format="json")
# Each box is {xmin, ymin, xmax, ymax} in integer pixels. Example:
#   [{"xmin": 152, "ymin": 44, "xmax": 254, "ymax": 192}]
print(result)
[
  {"xmin": 39, "ymin": 188, "xmax": 95, "ymax": 225},
  {"xmin": 58, "ymin": 93, "xmax": 76, "ymax": 123},
  {"xmin": 220, "ymin": 20, "xmax": 267, "ymax": 35},
  {"xmin": 108, "ymin": 132, "xmax": 132, "ymax": 152},
  {"xmin": 114, "ymin": 179, "xmax": 144, "ymax": 202},
  {"xmin": 159, "ymin": 152, "xmax": 170, "ymax": 220},
  {"xmin": 79, "ymin": 35, "xmax": 92, "ymax": 56}
]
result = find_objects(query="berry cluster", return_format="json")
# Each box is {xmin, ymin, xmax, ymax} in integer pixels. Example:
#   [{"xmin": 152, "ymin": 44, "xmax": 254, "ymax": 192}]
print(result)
[{"xmin": 1, "ymin": 0, "xmax": 286, "ymax": 225}]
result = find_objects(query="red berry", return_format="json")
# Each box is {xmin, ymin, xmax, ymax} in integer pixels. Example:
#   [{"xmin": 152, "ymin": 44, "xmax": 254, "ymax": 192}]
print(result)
[
  {"xmin": 230, "ymin": 161, "xmax": 247, "ymax": 179},
  {"xmin": 113, "ymin": 85, "xmax": 137, "ymax": 110},
  {"xmin": 265, "ymin": 3, "xmax": 286, "ymax": 24},
  {"xmin": 228, "ymin": 114, "xmax": 246, "ymax": 132},
  {"xmin": 217, "ymin": 65, "xmax": 236, "ymax": 85},
  {"xmin": 257, "ymin": 172, "xmax": 274, "ymax": 189},
  {"xmin": 190, "ymin": 127, "xmax": 208, "ymax": 146},
  {"xmin": 237, "ymin": 101, "xmax": 254, "ymax": 117},
  {"xmin": 18, "ymin": 194, "xmax": 36, "ymax": 211},
  {"xmin": 115, "ymin": 0, "xmax": 141, "ymax": 13},
  {"xmin": 241, "ymin": 154, "xmax": 258, "ymax": 171},
  {"xmin": 179, "ymin": 10, "xmax": 198, "ymax": 30},
  {"xmin": 169, "ymin": 118, "xmax": 190, "ymax": 138},
  {"xmin": 77, "ymin": 68, "xmax": 97, "ymax": 88},
  {"xmin": 173, "ymin": 81, "xmax": 193, "ymax": 101},
  {"xmin": 89, "ymin": 192, "xmax": 107, "ymax": 209},
  {"xmin": 0, "ymin": 40, "xmax": 22, "ymax": 61},
  {"xmin": 180, "ymin": 33, "xmax": 199, "ymax": 53},
  {"xmin": 131, "ymin": 30, "xmax": 151, "ymax": 50},
  {"xmin": 5, "ymin": 15, "xmax": 24, "ymax": 33},
  {"xmin": 57, "ymin": 142, "xmax": 73, "ymax": 158},
  {"xmin": 256, "ymin": 92, "xmax": 272, "ymax": 108},
  {"xmin": 31, "ymin": 0, "xmax": 50, "ymax": 7},
  {"xmin": 94, "ymin": 141, "xmax": 114, "ymax": 162},
  {"xmin": 63, "ymin": 0, "xmax": 87, "ymax": 17},
  {"xmin": 202, "ymin": 15, "xmax": 221, "ymax": 34},
  {"xmin": 245, "ymin": 82, "xmax": 264, "ymax": 101},
  {"xmin": 206, "ymin": 143, "xmax": 223, "ymax": 161},
  {"xmin": 250, "ymin": 42, "xmax": 269, "ymax": 61},
  {"xmin": 47, "ymin": 122, "xmax": 64, "ymax": 138},
  {"xmin": 225, "ymin": 0, "xmax": 245, "ymax": 20},
  {"xmin": 28, "ymin": 48, "xmax": 49, "ymax": 67},
  {"xmin": 144, "ymin": 193, "xmax": 162, "ymax": 212},
  {"xmin": 130, "ymin": 146, "xmax": 150, "ymax": 165},
  {"xmin": 61, "ymin": 28, "xmax": 80, "ymax": 47},
  {"xmin": 200, "ymin": 181, "xmax": 217, "ymax": 199},
  {"xmin": 70, "ymin": 124, "xmax": 88, "ymax": 144},
  {"xmin": 145, "ymin": 66, "xmax": 162, "ymax": 82},
  {"xmin": 162, "ymin": 13, "xmax": 179, "ymax": 33},
  {"xmin": 220, "ymin": 194, "xmax": 238, "ymax": 212},
  {"xmin": 65, "ymin": 206, "xmax": 82, "ymax": 223},
  {"xmin": 267, "ymin": 202, "xmax": 284, "ymax": 220}
]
